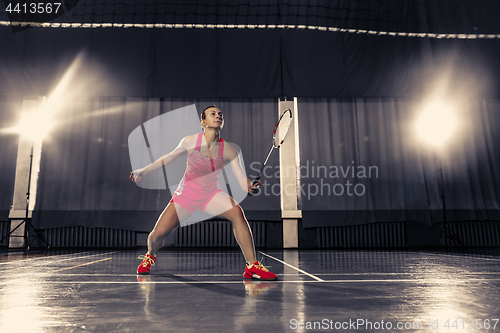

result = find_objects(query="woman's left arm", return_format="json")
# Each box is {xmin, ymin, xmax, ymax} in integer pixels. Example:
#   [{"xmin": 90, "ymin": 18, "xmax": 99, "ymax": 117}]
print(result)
[{"xmin": 226, "ymin": 144, "xmax": 258, "ymax": 193}]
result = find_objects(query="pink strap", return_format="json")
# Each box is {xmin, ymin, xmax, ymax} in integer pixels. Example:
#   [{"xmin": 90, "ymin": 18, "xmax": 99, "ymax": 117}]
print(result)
[
  {"xmin": 195, "ymin": 132, "xmax": 203, "ymax": 151},
  {"xmin": 218, "ymin": 139, "xmax": 224, "ymax": 158},
  {"xmin": 197, "ymin": 133, "xmax": 223, "ymax": 158}
]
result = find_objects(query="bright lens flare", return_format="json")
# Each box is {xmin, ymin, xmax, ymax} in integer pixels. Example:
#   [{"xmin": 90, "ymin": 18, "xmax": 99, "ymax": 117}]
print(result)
[
  {"xmin": 0, "ymin": 52, "xmax": 85, "ymax": 141},
  {"xmin": 14, "ymin": 110, "xmax": 56, "ymax": 141},
  {"xmin": 416, "ymin": 99, "xmax": 458, "ymax": 147}
]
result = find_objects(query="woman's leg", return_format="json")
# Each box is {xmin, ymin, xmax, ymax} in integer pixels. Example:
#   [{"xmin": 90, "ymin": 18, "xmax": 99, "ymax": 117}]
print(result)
[
  {"xmin": 204, "ymin": 192, "xmax": 257, "ymax": 264},
  {"xmin": 147, "ymin": 201, "xmax": 189, "ymax": 256}
]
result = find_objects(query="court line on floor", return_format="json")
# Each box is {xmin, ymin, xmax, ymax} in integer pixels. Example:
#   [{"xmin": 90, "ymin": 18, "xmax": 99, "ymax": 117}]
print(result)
[
  {"xmin": 52, "ymin": 258, "xmax": 113, "ymax": 273},
  {"xmin": 0, "ymin": 251, "xmax": 117, "ymax": 267},
  {"xmin": 38, "ymin": 252, "xmax": 117, "ymax": 265},
  {"xmin": 259, "ymin": 251, "xmax": 324, "ymax": 282},
  {"xmin": 0, "ymin": 251, "xmax": 92, "ymax": 265},
  {"xmin": 48, "ymin": 272, "xmax": 500, "ymax": 277},
  {"xmin": 8, "ymin": 277, "xmax": 500, "ymax": 285}
]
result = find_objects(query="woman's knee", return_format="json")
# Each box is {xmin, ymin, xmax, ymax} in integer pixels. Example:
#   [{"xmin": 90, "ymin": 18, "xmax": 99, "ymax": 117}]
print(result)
[
  {"xmin": 226, "ymin": 205, "xmax": 246, "ymax": 224},
  {"xmin": 149, "ymin": 228, "xmax": 163, "ymax": 239},
  {"xmin": 151, "ymin": 219, "xmax": 179, "ymax": 236},
  {"xmin": 148, "ymin": 230, "xmax": 160, "ymax": 244}
]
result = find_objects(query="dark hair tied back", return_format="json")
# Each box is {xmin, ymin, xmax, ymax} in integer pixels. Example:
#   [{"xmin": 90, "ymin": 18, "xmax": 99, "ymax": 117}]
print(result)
[{"xmin": 201, "ymin": 105, "xmax": 218, "ymax": 119}]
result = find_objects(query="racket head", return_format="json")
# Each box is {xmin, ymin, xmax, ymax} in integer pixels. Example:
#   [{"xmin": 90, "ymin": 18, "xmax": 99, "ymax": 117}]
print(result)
[{"xmin": 272, "ymin": 108, "xmax": 293, "ymax": 148}]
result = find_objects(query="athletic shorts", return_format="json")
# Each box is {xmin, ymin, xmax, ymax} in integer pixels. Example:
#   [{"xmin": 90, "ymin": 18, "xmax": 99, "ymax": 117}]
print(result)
[{"xmin": 170, "ymin": 187, "xmax": 224, "ymax": 215}]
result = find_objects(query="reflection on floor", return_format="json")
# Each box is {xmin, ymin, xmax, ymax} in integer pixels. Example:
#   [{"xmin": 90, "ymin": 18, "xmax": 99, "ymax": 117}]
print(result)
[{"xmin": 1, "ymin": 248, "xmax": 499, "ymax": 332}]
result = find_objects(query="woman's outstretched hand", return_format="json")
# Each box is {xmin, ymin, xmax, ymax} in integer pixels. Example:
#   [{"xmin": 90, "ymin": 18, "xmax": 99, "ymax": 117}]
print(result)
[{"xmin": 130, "ymin": 168, "xmax": 145, "ymax": 183}]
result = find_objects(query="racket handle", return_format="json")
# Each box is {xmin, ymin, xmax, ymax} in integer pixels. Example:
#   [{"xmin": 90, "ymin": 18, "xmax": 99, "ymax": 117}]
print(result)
[{"xmin": 248, "ymin": 175, "xmax": 261, "ymax": 196}]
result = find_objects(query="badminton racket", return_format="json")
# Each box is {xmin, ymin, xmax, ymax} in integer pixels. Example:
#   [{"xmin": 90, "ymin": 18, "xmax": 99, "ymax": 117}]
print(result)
[{"xmin": 250, "ymin": 108, "xmax": 293, "ymax": 195}]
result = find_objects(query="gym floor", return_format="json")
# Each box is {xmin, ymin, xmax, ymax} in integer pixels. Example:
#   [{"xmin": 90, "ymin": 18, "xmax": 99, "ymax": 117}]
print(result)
[{"xmin": 1, "ymin": 248, "xmax": 499, "ymax": 332}]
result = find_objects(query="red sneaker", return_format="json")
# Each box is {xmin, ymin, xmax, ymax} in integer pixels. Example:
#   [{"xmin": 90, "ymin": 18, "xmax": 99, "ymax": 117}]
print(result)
[
  {"xmin": 137, "ymin": 253, "xmax": 156, "ymax": 275},
  {"xmin": 243, "ymin": 261, "xmax": 277, "ymax": 281}
]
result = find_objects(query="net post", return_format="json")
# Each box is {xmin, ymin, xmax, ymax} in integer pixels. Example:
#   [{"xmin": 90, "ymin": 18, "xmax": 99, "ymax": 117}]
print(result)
[{"xmin": 278, "ymin": 97, "xmax": 301, "ymax": 248}]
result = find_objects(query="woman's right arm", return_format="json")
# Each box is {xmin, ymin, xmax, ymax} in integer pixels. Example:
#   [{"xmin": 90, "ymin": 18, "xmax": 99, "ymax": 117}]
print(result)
[{"xmin": 130, "ymin": 137, "xmax": 190, "ymax": 183}]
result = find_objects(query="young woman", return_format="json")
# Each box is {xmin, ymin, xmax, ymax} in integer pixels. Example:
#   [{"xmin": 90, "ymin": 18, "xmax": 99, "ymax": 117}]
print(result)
[{"xmin": 130, "ymin": 106, "xmax": 277, "ymax": 281}]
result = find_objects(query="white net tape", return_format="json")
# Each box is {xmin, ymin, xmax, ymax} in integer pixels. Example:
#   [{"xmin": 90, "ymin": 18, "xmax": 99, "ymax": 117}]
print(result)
[{"xmin": 1, "ymin": 20, "xmax": 499, "ymax": 39}]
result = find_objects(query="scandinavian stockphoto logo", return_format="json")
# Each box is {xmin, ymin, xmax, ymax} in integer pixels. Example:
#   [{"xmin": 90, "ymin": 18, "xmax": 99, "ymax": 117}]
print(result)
[
  {"xmin": 128, "ymin": 104, "xmax": 247, "ymax": 224},
  {"xmin": 249, "ymin": 160, "xmax": 379, "ymax": 199}
]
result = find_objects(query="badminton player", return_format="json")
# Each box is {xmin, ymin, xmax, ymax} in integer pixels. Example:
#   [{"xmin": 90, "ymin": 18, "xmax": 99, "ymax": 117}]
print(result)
[{"xmin": 130, "ymin": 106, "xmax": 277, "ymax": 281}]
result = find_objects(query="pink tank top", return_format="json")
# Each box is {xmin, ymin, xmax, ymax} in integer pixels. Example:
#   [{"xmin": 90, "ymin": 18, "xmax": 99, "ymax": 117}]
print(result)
[{"xmin": 179, "ymin": 133, "xmax": 226, "ymax": 192}]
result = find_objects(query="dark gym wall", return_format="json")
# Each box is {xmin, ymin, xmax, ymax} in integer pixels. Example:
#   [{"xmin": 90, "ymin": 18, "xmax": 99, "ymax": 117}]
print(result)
[{"xmin": 1, "ymin": 0, "xmax": 499, "ymax": 230}]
